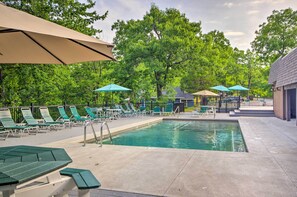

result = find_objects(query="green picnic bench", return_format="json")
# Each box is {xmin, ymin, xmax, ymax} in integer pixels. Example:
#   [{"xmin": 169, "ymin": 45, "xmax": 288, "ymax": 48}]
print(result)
[
  {"xmin": 60, "ymin": 168, "xmax": 101, "ymax": 189},
  {"xmin": 0, "ymin": 145, "xmax": 100, "ymax": 197}
]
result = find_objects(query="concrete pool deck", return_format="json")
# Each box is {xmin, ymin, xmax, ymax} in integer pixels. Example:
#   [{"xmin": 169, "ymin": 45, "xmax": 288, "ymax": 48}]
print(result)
[{"xmin": 1, "ymin": 113, "xmax": 297, "ymax": 196}]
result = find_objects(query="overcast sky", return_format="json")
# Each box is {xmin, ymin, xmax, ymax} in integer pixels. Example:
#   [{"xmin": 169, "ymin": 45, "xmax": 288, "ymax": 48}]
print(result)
[{"xmin": 83, "ymin": 0, "xmax": 297, "ymax": 50}]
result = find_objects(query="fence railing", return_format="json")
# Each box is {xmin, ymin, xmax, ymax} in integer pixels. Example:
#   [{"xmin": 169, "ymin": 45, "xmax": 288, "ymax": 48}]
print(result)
[
  {"xmin": 2, "ymin": 101, "xmax": 184, "ymax": 123},
  {"xmin": 0, "ymin": 98, "xmax": 272, "ymax": 123},
  {"xmin": 4, "ymin": 104, "xmax": 89, "ymax": 123}
]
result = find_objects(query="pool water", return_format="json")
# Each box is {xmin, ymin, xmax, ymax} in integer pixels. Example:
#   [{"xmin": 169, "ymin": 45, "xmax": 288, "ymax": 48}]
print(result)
[{"xmin": 104, "ymin": 120, "xmax": 247, "ymax": 152}]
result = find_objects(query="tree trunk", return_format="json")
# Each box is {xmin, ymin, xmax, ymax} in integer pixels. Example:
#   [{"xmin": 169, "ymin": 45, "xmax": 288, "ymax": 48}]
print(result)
[
  {"xmin": 247, "ymin": 76, "xmax": 251, "ymax": 98},
  {"xmin": 157, "ymin": 83, "xmax": 163, "ymax": 99},
  {"xmin": 154, "ymin": 71, "xmax": 163, "ymax": 99}
]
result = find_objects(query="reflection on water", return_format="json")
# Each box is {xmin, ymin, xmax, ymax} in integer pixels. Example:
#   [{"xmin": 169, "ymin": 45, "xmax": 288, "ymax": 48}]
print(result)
[{"xmin": 104, "ymin": 121, "xmax": 247, "ymax": 152}]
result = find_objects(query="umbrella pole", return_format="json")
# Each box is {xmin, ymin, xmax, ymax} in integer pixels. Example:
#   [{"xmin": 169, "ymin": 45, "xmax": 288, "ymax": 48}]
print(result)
[
  {"xmin": 238, "ymin": 91, "xmax": 240, "ymax": 109},
  {"xmin": 110, "ymin": 92, "xmax": 113, "ymax": 106},
  {"xmin": 219, "ymin": 93, "xmax": 222, "ymax": 113}
]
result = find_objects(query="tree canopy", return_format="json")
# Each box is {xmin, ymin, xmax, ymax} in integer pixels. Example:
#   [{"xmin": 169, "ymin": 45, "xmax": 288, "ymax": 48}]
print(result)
[
  {"xmin": 112, "ymin": 5, "xmax": 202, "ymax": 98},
  {"xmin": 251, "ymin": 8, "xmax": 297, "ymax": 64},
  {"xmin": 0, "ymin": 2, "xmax": 289, "ymax": 107}
]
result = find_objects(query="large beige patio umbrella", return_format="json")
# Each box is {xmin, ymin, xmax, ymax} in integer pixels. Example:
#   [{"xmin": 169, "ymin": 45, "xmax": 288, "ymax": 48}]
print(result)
[
  {"xmin": 193, "ymin": 90, "xmax": 218, "ymax": 106},
  {"xmin": 0, "ymin": 3, "xmax": 114, "ymax": 64},
  {"xmin": 192, "ymin": 90, "xmax": 219, "ymax": 97}
]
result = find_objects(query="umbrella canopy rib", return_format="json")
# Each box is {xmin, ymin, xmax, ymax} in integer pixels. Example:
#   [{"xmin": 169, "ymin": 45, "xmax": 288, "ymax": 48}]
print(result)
[
  {"xmin": 70, "ymin": 39, "xmax": 115, "ymax": 61},
  {"xmin": 22, "ymin": 31, "xmax": 66, "ymax": 64},
  {"xmin": 0, "ymin": 29, "xmax": 113, "ymax": 64},
  {"xmin": 0, "ymin": 28, "xmax": 18, "ymax": 33}
]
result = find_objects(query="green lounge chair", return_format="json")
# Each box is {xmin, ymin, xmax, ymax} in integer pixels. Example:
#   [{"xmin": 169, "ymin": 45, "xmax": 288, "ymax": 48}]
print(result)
[
  {"xmin": 153, "ymin": 106, "xmax": 162, "ymax": 115},
  {"xmin": 85, "ymin": 107, "xmax": 106, "ymax": 122},
  {"xmin": 0, "ymin": 127, "xmax": 11, "ymax": 140},
  {"xmin": 124, "ymin": 103, "xmax": 135, "ymax": 116},
  {"xmin": 192, "ymin": 106, "xmax": 209, "ymax": 117},
  {"xmin": 21, "ymin": 107, "xmax": 56, "ymax": 131},
  {"xmin": 57, "ymin": 106, "xmax": 76, "ymax": 127},
  {"xmin": 0, "ymin": 108, "xmax": 37, "ymax": 136},
  {"xmin": 128, "ymin": 103, "xmax": 142, "ymax": 116},
  {"xmin": 69, "ymin": 105, "xmax": 90, "ymax": 123},
  {"xmin": 125, "ymin": 103, "xmax": 133, "ymax": 111},
  {"xmin": 85, "ymin": 107, "xmax": 98, "ymax": 119},
  {"xmin": 40, "ymin": 106, "xmax": 65, "ymax": 128},
  {"xmin": 116, "ymin": 104, "xmax": 133, "ymax": 117},
  {"xmin": 57, "ymin": 106, "xmax": 72, "ymax": 121},
  {"xmin": 163, "ymin": 103, "xmax": 173, "ymax": 115},
  {"xmin": 139, "ymin": 106, "xmax": 150, "ymax": 115}
]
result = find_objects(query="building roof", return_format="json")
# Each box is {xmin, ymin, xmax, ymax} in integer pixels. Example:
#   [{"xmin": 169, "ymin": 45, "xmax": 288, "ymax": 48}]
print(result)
[
  {"xmin": 268, "ymin": 57, "xmax": 281, "ymax": 85},
  {"xmin": 269, "ymin": 47, "xmax": 297, "ymax": 87},
  {"xmin": 174, "ymin": 87, "xmax": 194, "ymax": 100},
  {"xmin": 161, "ymin": 87, "xmax": 194, "ymax": 100}
]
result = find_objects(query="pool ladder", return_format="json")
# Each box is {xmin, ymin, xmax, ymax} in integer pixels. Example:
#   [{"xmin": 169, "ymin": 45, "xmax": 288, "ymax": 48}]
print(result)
[{"xmin": 83, "ymin": 120, "xmax": 113, "ymax": 147}]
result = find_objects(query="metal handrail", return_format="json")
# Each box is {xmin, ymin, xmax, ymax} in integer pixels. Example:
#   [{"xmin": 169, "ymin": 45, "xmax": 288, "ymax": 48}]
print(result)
[
  {"xmin": 174, "ymin": 106, "xmax": 180, "ymax": 116},
  {"xmin": 100, "ymin": 121, "xmax": 113, "ymax": 147},
  {"xmin": 83, "ymin": 120, "xmax": 113, "ymax": 147},
  {"xmin": 83, "ymin": 120, "xmax": 98, "ymax": 146}
]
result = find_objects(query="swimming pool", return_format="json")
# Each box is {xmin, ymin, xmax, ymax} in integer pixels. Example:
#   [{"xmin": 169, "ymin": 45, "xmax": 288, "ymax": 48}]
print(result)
[{"xmin": 104, "ymin": 120, "xmax": 247, "ymax": 152}]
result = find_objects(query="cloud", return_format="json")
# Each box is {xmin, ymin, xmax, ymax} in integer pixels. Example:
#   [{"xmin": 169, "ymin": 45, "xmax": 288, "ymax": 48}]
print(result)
[
  {"xmin": 205, "ymin": 20, "xmax": 219, "ymax": 24},
  {"xmin": 250, "ymin": 0, "xmax": 263, "ymax": 5},
  {"xmin": 247, "ymin": 10, "xmax": 260, "ymax": 15},
  {"xmin": 249, "ymin": 0, "xmax": 286, "ymax": 5},
  {"xmin": 224, "ymin": 31, "xmax": 245, "ymax": 36},
  {"xmin": 223, "ymin": 2, "xmax": 234, "ymax": 8}
]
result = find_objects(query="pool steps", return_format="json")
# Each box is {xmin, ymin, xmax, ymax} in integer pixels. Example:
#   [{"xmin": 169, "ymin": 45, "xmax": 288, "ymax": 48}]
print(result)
[{"xmin": 229, "ymin": 109, "xmax": 275, "ymax": 117}]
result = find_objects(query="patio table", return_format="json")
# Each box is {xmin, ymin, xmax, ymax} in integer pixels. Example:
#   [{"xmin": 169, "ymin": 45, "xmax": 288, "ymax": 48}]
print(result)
[
  {"xmin": 0, "ymin": 145, "xmax": 72, "ymax": 197},
  {"xmin": 106, "ymin": 109, "xmax": 122, "ymax": 120}
]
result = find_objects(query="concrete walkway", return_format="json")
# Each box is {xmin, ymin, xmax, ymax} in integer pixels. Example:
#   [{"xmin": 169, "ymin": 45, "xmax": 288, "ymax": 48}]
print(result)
[{"xmin": 1, "ymin": 114, "xmax": 297, "ymax": 197}]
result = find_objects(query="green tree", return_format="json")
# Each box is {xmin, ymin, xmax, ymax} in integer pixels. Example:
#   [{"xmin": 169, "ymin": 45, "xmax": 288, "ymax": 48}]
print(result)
[
  {"xmin": 69, "ymin": 61, "xmax": 112, "ymax": 105},
  {"xmin": 112, "ymin": 5, "xmax": 202, "ymax": 98},
  {"xmin": 181, "ymin": 30, "xmax": 236, "ymax": 93},
  {"xmin": 251, "ymin": 8, "xmax": 297, "ymax": 64}
]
